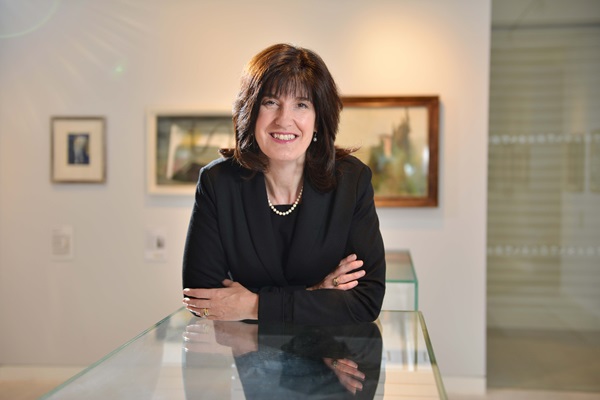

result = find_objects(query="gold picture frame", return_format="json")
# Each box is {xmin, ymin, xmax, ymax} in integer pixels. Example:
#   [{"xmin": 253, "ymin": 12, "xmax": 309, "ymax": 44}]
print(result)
[
  {"xmin": 338, "ymin": 96, "xmax": 440, "ymax": 207},
  {"xmin": 51, "ymin": 116, "xmax": 106, "ymax": 183},
  {"xmin": 146, "ymin": 109, "xmax": 235, "ymax": 195}
]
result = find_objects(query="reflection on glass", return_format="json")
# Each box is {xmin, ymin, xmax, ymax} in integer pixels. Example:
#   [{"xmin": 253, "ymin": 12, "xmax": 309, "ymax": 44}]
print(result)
[{"xmin": 183, "ymin": 319, "xmax": 382, "ymax": 399}]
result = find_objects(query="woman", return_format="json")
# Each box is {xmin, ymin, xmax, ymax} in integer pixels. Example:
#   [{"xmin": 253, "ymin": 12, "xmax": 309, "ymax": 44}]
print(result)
[{"xmin": 182, "ymin": 43, "xmax": 385, "ymax": 324}]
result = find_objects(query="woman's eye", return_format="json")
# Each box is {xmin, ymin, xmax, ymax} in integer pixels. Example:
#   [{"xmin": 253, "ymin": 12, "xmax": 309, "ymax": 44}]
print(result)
[
  {"xmin": 262, "ymin": 99, "xmax": 277, "ymax": 107},
  {"xmin": 297, "ymin": 102, "xmax": 311, "ymax": 109}
]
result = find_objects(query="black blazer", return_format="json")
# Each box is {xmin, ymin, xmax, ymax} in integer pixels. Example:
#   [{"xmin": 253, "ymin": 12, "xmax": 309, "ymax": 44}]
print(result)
[{"xmin": 182, "ymin": 156, "xmax": 386, "ymax": 324}]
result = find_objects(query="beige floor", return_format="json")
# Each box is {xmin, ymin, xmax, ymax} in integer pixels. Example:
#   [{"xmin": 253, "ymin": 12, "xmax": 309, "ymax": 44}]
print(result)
[
  {"xmin": 1, "ymin": 380, "xmax": 600, "ymax": 400},
  {"xmin": 487, "ymin": 328, "xmax": 600, "ymax": 393},
  {"xmin": 453, "ymin": 390, "xmax": 600, "ymax": 400},
  {"xmin": 0, "ymin": 366, "xmax": 81, "ymax": 400},
  {"xmin": 1, "ymin": 372, "xmax": 600, "ymax": 400},
  {"xmin": 0, "ymin": 380, "xmax": 60, "ymax": 400}
]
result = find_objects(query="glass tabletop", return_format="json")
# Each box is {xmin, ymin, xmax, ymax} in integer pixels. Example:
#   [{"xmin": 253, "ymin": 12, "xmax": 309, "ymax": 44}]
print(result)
[
  {"xmin": 385, "ymin": 250, "xmax": 417, "ymax": 283},
  {"xmin": 383, "ymin": 250, "xmax": 419, "ymax": 310},
  {"xmin": 41, "ymin": 308, "xmax": 446, "ymax": 399}
]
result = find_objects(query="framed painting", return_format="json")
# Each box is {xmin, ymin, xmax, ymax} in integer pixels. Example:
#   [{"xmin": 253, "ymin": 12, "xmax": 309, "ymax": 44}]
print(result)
[
  {"xmin": 146, "ymin": 109, "xmax": 235, "ymax": 194},
  {"xmin": 51, "ymin": 116, "xmax": 106, "ymax": 183},
  {"xmin": 337, "ymin": 96, "xmax": 440, "ymax": 207}
]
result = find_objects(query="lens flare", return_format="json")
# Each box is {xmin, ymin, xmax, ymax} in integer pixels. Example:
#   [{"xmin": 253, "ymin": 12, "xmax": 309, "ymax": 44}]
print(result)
[{"xmin": 0, "ymin": 0, "xmax": 61, "ymax": 39}]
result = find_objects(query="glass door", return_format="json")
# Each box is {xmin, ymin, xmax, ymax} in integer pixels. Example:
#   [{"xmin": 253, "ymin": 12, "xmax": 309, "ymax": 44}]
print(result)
[{"xmin": 487, "ymin": 5, "xmax": 600, "ymax": 392}]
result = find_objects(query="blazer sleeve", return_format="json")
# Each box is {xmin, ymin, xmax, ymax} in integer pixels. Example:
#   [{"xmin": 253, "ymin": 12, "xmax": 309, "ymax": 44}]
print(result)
[
  {"xmin": 258, "ymin": 163, "xmax": 386, "ymax": 324},
  {"xmin": 182, "ymin": 163, "xmax": 229, "ymax": 290}
]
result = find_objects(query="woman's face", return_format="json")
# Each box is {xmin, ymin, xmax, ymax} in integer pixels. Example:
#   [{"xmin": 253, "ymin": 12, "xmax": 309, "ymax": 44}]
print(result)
[{"xmin": 254, "ymin": 92, "xmax": 316, "ymax": 167}]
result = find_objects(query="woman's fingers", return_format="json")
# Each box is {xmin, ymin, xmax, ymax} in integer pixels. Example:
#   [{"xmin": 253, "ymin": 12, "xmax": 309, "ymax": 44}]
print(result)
[
  {"xmin": 326, "ymin": 358, "xmax": 365, "ymax": 394},
  {"xmin": 333, "ymin": 269, "xmax": 366, "ymax": 288},
  {"xmin": 336, "ymin": 255, "xmax": 364, "ymax": 274},
  {"xmin": 341, "ymin": 253, "xmax": 358, "ymax": 264},
  {"xmin": 335, "ymin": 359, "xmax": 365, "ymax": 380},
  {"xmin": 182, "ymin": 285, "xmax": 223, "ymax": 315},
  {"xmin": 343, "ymin": 269, "xmax": 366, "ymax": 282},
  {"xmin": 328, "ymin": 255, "xmax": 365, "ymax": 290},
  {"xmin": 306, "ymin": 254, "xmax": 365, "ymax": 291},
  {"xmin": 183, "ymin": 282, "xmax": 258, "ymax": 321},
  {"xmin": 182, "ymin": 290, "xmax": 213, "ymax": 318}
]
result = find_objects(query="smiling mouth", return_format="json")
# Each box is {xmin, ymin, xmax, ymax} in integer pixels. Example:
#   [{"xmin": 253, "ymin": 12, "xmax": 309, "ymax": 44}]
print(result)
[{"xmin": 271, "ymin": 133, "xmax": 298, "ymax": 141}]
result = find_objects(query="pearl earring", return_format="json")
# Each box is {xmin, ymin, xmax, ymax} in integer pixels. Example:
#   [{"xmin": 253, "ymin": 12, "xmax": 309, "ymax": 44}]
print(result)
[{"xmin": 313, "ymin": 132, "xmax": 317, "ymax": 142}]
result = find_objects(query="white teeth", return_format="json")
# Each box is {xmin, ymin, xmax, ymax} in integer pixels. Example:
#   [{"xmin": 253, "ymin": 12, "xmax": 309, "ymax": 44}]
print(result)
[{"xmin": 272, "ymin": 133, "xmax": 295, "ymax": 141}]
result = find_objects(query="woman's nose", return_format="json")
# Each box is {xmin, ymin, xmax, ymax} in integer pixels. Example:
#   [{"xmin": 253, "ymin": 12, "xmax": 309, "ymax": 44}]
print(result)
[{"xmin": 274, "ymin": 105, "xmax": 292, "ymax": 127}]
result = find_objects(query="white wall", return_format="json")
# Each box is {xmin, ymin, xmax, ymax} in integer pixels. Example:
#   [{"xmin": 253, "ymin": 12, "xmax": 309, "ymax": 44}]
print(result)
[{"xmin": 0, "ymin": 0, "xmax": 490, "ymax": 386}]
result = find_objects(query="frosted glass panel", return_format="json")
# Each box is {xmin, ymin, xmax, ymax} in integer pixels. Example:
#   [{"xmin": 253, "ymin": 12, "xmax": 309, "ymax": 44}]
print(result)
[{"xmin": 487, "ymin": 26, "xmax": 600, "ymax": 332}]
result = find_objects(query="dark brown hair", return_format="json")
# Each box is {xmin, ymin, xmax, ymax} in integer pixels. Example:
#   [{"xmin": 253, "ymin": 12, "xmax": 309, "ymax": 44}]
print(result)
[{"xmin": 221, "ymin": 43, "xmax": 353, "ymax": 192}]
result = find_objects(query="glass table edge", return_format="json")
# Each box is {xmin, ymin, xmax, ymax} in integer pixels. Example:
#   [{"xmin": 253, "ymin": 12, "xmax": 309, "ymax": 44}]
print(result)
[
  {"xmin": 38, "ymin": 307, "xmax": 186, "ymax": 399},
  {"xmin": 40, "ymin": 307, "xmax": 447, "ymax": 399},
  {"xmin": 417, "ymin": 311, "xmax": 448, "ymax": 400},
  {"xmin": 385, "ymin": 249, "xmax": 419, "ymax": 309},
  {"xmin": 385, "ymin": 250, "xmax": 419, "ymax": 282},
  {"xmin": 384, "ymin": 277, "xmax": 418, "ymax": 283}
]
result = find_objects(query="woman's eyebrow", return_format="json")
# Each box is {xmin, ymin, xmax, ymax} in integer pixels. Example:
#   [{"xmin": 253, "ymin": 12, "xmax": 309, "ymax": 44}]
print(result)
[{"xmin": 262, "ymin": 93, "xmax": 312, "ymax": 102}]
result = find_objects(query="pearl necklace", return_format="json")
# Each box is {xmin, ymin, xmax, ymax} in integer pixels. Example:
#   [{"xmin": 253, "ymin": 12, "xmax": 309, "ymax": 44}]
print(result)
[{"xmin": 267, "ymin": 186, "xmax": 303, "ymax": 216}]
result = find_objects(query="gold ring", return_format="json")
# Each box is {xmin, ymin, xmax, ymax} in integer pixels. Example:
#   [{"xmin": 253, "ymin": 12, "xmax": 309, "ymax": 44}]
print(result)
[
  {"xmin": 332, "ymin": 277, "xmax": 339, "ymax": 287},
  {"xmin": 202, "ymin": 308, "xmax": 209, "ymax": 317},
  {"xmin": 332, "ymin": 360, "xmax": 338, "ymax": 368}
]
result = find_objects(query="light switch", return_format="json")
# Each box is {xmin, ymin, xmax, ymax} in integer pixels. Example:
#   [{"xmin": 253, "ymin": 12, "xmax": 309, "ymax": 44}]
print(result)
[
  {"xmin": 52, "ymin": 225, "xmax": 74, "ymax": 261},
  {"xmin": 145, "ymin": 227, "xmax": 167, "ymax": 262}
]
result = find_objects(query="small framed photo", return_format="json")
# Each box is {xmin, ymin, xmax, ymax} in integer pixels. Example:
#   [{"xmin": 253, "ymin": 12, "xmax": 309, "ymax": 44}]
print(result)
[
  {"xmin": 337, "ymin": 96, "xmax": 440, "ymax": 207},
  {"xmin": 146, "ymin": 109, "xmax": 235, "ymax": 195},
  {"xmin": 51, "ymin": 117, "xmax": 106, "ymax": 183}
]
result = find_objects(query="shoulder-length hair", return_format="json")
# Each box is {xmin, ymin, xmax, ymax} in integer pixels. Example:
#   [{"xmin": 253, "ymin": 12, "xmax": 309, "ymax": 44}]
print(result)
[{"xmin": 220, "ymin": 43, "xmax": 353, "ymax": 192}]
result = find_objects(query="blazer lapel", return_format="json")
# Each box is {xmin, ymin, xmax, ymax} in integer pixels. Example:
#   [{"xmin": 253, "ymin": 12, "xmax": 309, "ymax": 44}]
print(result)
[{"xmin": 242, "ymin": 173, "xmax": 289, "ymax": 285}]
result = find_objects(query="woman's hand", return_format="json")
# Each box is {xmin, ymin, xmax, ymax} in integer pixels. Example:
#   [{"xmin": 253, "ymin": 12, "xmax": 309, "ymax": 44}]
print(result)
[
  {"xmin": 307, "ymin": 254, "xmax": 365, "ymax": 291},
  {"xmin": 323, "ymin": 357, "xmax": 365, "ymax": 394},
  {"xmin": 183, "ymin": 319, "xmax": 227, "ymax": 354},
  {"xmin": 183, "ymin": 279, "xmax": 258, "ymax": 321}
]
